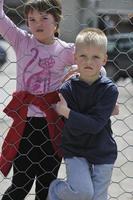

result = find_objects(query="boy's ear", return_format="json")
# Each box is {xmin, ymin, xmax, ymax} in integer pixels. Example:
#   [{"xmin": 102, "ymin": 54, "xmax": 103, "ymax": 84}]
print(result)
[{"xmin": 103, "ymin": 54, "xmax": 108, "ymax": 65}]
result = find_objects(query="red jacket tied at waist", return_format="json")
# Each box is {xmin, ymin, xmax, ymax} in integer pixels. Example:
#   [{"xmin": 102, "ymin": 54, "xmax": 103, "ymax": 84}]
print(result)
[{"xmin": 0, "ymin": 91, "xmax": 64, "ymax": 177}]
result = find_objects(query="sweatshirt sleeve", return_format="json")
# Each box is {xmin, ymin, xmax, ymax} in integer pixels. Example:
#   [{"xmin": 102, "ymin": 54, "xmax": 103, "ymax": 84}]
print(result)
[
  {"xmin": 0, "ymin": 0, "xmax": 25, "ymax": 48},
  {"xmin": 65, "ymin": 85, "xmax": 119, "ymax": 135}
]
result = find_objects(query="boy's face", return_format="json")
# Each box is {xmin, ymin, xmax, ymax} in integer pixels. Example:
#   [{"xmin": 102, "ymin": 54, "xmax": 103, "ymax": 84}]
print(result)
[
  {"xmin": 74, "ymin": 44, "xmax": 107, "ymax": 79},
  {"xmin": 27, "ymin": 9, "xmax": 57, "ymax": 44}
]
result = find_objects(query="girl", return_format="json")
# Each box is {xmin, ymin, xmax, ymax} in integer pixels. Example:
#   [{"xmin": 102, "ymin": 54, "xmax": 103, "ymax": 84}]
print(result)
[{"xmin": 0, "ymin": 0, "xmax": 74, "ymax": 199}]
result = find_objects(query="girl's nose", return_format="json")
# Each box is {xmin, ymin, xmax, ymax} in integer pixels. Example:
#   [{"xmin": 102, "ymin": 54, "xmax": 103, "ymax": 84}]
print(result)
[{"xmin": 36, "ymin": 19, "xmax": 43, "ymax": 26}]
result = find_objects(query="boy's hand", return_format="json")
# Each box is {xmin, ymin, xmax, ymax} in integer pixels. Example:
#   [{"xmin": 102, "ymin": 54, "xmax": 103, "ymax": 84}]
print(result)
[{"xmin": 55, "ymin": 94, "xmax": 70, "ymax": 118}]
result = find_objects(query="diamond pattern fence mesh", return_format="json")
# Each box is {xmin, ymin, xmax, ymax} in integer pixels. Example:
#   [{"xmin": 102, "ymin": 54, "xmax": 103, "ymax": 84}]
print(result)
[{"xmin": 0, "ymin": 0, "xmax": 133, "ymax": 199}]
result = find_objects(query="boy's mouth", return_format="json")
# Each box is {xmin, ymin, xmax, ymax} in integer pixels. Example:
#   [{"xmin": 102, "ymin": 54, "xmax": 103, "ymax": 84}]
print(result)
[{"xmin": 84, "ymin": 66, "xmax": 93, "ymax": 70}]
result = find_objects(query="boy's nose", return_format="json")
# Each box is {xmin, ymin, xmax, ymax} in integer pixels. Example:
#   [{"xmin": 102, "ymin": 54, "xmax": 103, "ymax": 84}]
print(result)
[{"xmin": 86, "ymin": 58, "xmax": 92, "ymax": 64}]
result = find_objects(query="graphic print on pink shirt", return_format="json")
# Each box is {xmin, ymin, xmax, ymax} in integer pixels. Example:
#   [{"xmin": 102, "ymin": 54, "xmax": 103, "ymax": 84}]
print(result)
[{"xmin": 23, "ymin": 48, "xmax": 55, "ymax": 94}]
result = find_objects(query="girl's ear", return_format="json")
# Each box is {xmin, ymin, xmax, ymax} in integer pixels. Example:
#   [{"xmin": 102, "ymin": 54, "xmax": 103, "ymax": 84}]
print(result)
[
  {"xmin": 54, "ymin": 23, "xmax": 59, "ymax": 37},
  {"xmin": 25, "ymin": 19, "xmax": 29, "ymax": 27}
]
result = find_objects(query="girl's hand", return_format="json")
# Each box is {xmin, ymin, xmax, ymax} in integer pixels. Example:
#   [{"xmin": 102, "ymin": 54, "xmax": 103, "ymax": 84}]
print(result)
[
  {"xmin": 63, "ymin": 65, "xmax": 79, "ymax": 82},
  {"xmin": 112, "ymin": 103, "xmax": 119, "ymax": 115},
  {"xmin": 55, "ymin": 94, "xmax": 70, "ymax": 118}
]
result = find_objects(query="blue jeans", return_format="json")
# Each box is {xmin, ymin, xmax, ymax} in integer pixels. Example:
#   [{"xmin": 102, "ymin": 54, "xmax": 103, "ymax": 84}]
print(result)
[{"xmin": 48, "ymin": 157, "xmax": 113, "ymax": 200}]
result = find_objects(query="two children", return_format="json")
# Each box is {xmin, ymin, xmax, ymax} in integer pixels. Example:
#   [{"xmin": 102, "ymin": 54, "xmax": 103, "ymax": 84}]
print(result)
[{"xmin": 0, "ymin": 0, "xmax": 118, "ymax": 199}]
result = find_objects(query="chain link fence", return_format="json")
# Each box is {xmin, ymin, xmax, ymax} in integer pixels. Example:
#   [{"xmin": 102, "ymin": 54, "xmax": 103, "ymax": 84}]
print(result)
[{"xmin": 0, "ymin": 0, "xmax": 133, "ymax": 199}]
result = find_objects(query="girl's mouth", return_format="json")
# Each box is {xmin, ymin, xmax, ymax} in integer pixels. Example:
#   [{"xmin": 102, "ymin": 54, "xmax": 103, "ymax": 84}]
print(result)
[{"xmin": 36, "ymin": 29, "xmax": 44, "ymax": 32}]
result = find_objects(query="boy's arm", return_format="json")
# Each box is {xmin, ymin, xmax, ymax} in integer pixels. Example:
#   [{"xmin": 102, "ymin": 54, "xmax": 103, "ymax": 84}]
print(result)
[
  {"xmin": 56, "ymin": 96, "xmax": 119, "ymax": 119},
  {"xmin": 58, "ymin": 85, "xmax": 119, "ymax": 135},
  {"xmin": 55, "ymin": 93, "xmax": 70, "ymax": 118}
]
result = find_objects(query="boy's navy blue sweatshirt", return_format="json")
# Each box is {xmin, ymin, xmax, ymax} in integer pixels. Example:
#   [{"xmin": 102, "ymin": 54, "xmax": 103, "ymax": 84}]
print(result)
[{"xmin": 60, "ymin": 75, "xmax": 119, "ymax": 164}]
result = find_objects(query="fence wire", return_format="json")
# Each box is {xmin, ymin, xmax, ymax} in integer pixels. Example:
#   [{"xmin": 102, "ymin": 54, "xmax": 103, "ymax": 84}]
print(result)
[{"xmin": 0, "ymin": 0, "xmax": 133, "ymax": 200}]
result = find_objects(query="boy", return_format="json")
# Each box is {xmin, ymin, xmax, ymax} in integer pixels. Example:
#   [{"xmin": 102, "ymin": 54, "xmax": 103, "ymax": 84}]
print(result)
[{"xmin": 48, "ymin": 28, "xmax": 119, "ymax": 200}]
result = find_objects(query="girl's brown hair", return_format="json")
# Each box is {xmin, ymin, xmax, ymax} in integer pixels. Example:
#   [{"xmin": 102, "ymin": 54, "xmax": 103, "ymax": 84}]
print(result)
[{"xmin": 24, "ymin": 0, "xmax": 62, "ymax": 37}]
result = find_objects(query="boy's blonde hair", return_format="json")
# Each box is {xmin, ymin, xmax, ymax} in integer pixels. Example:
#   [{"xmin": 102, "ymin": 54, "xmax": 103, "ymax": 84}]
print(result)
[
  {"xmin": 75, "ymin": 28, "xmax": 107, "ymax": 53},
  {"xmin": 24, "ymin": 0, "xmax": 62, "ymax": 37}
]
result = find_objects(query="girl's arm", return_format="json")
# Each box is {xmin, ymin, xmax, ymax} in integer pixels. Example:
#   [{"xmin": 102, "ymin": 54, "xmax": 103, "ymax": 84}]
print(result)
[
  {"xmin": 0, "ymin": 0, "xmax": 26, "ymax": 48},
  {"xmin": 112, "ymin": 103, "xmax": 119, "ymax": 115},
  {"xmin": 63, "ymin": 65, "xmax": 107, "ymax": 82},
  {"xmin": 63, "ymin": 65, "xmax": 79, "ymax": 82}
]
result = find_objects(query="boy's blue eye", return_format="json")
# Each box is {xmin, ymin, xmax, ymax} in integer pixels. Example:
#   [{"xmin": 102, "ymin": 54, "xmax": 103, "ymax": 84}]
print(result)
[
  {"xmin": 80, "ymin": 55, "xmax": 86, "ymax": 57},
  {"xmin": 93, "ymin": 56, "xmax": 100, "ymax": 59}
]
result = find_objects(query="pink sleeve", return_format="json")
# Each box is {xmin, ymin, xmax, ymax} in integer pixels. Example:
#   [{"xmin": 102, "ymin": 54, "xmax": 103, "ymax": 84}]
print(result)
[
  {"xmin": 101, "ymin": 66, "xmax": 107, "ymax": 76},
  {"xmin": 0, "ymin": 0, "xmax": 25, "ymax": 48},
  {"xmin": 65, "ymin": 43, "xmax": 75, "ymax": 65}
]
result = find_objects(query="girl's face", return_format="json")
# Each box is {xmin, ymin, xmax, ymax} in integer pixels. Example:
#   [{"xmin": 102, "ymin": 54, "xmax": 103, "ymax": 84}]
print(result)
[
  {"xmin": 75, "ymin": 44, "xmax": 107, "ymax": 82},
  {"xmin": 27, "ymin": 9, "xmax": 57, "ymax": 44}
]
